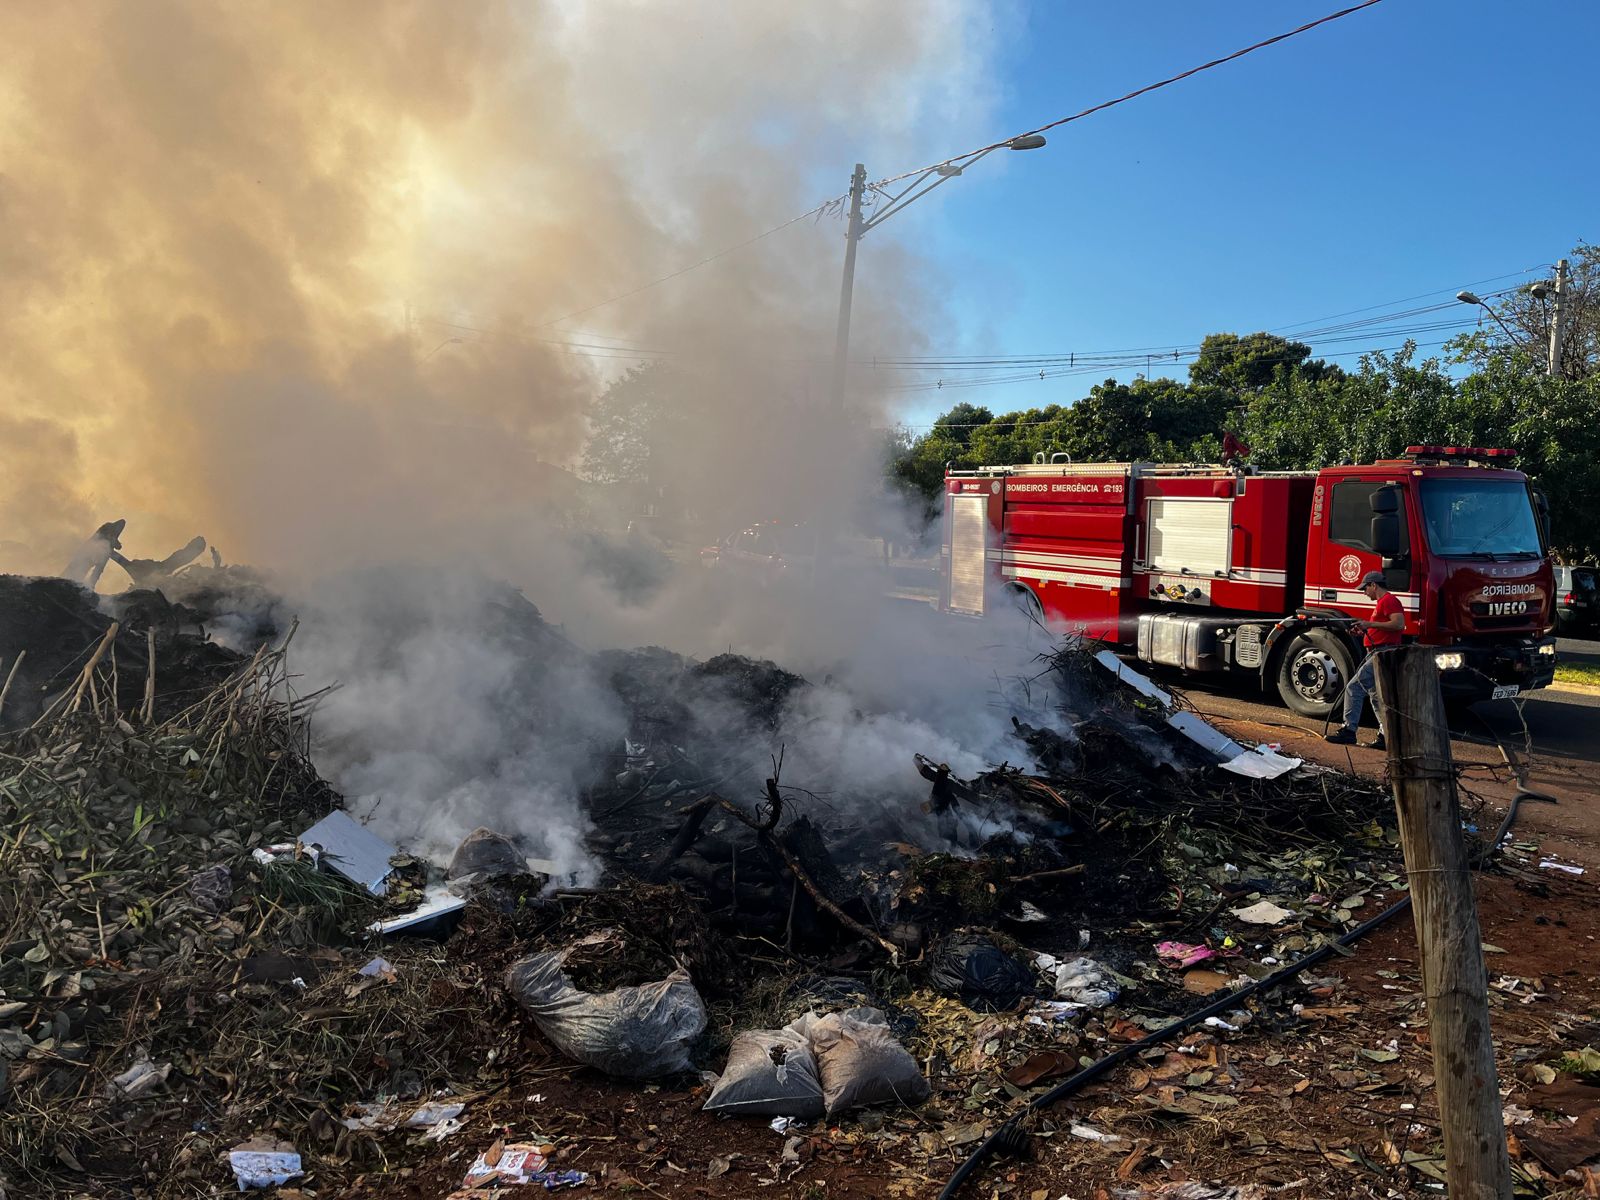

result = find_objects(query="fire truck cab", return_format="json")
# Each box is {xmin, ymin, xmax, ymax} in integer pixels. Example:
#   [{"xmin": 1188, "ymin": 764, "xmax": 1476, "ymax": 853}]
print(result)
[{"xmin": 940, "ymin": 447, "xmax": 1558, "ymax": 715}]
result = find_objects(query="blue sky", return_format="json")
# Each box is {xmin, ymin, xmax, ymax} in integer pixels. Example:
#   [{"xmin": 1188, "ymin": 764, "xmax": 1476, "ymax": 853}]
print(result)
[{"xmin": 866, "ymin": 0, "xmax": 1596, "ymax": 430}]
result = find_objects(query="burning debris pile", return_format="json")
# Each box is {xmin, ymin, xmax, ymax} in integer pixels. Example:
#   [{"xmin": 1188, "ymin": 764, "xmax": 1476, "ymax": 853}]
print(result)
[{"xmin": 0, "ymin": 570, "xmax": 1415, "ymax": 1199}]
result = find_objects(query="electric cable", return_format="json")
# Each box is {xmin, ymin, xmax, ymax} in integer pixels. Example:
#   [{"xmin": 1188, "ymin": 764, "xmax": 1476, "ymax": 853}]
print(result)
[
  {"xmin": 532, "ymin": 195, "xmax": 849, "ymax": 329},
  {"xmin": 874, "ymin": 1, "xmax": 1387, "ymax": 191},
  {"xmin": 937, "ymin": 766, "xmax": 1548, "ymax": 1198}
]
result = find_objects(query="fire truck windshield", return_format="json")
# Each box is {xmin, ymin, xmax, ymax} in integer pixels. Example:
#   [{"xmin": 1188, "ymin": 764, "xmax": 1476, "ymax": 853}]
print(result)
[{"xmin": 1419, "ymin": 479, "xmax": 1543, "ymax": 559}]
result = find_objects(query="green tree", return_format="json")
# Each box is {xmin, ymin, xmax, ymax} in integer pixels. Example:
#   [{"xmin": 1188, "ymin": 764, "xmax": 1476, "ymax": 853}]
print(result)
[
  {"xmin": 930, "ymin": 403, "xmax": 994, "ymax": 446},
  {"xmin": 1451, "ymin": 243, "xmax": 1600, "ymax": 381},
  {"xmin": 885, "ymin": 334, "xmax": 1600, "ymax": 562},
  {"xmin": 1190, "ymin": 331, "xmax": 1332, "ymax": 391},
  {"xmin": 581, "ymin": 363, "xmax": 677, "ymax": 488}
]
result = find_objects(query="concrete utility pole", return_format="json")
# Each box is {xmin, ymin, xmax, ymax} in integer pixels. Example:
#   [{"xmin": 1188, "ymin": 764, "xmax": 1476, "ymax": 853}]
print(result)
[
  {"xmin": 1547, "ymin": 257, "xmax": 1570, "ymax": 378},
  {"xmin": 828, "ymin": 163, "xmax": 868, "ymax": 415},
  {"xmin": 1373, "ymin": 646, "xmax": 1512, "ymax": 1200}
]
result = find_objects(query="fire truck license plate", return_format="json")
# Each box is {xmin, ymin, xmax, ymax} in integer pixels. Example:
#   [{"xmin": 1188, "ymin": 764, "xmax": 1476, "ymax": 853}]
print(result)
[{"xmin": 1492, "ymin": 684, "xmax": 1521, "ymax": 700}]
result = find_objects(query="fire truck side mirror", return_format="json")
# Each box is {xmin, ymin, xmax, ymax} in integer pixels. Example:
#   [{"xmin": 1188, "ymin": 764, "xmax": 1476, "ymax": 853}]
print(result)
[
  {"xmin": 1369, "ymin": 486, "xmax": 1402, "ymax": 559},
  {"xmin": 1533, "ymin": 488, "xmax": 1550, "ymax": 539},
  {"xmin": 1371, "ymin": 514, "xmax": 1401, "ymax": 559}
]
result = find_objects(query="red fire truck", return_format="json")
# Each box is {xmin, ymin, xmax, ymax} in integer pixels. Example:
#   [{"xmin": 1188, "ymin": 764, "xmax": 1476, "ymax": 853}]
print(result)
[{"xmin": 939, "ymin": 446, "xmax": 1558, "ymax": 715}]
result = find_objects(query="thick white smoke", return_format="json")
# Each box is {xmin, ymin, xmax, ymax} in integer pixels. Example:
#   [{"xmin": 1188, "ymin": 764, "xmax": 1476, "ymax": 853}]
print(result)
[{"xmin": 4, "ymin": 0, "xmax": 1056, "ymax": 868}]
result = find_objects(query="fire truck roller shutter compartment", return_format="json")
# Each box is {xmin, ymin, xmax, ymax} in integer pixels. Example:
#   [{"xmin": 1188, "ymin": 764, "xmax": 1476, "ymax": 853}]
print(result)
[
  {"xmin": 1146, "ymin": 498, "xmax": 1231, "ymax": 576},
  {"xmin": 948, "ymin": 494, "xmax": 988, "ymax": 615}
]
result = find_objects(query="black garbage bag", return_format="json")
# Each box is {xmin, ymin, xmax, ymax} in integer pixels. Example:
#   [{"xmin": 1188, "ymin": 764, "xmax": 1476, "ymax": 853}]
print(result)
[
  {"xmin": 927, "ymin": 932, "xmax": 1037, "ymax": 1013},
  {"xmin": 448, "ymin": 827, "xmax": 530, "ymax": 885}
]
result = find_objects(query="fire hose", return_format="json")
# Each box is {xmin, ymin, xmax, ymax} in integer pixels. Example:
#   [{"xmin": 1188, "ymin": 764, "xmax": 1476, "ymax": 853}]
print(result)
[{"xmin": 937, "ymin": 780, "xmax": 1550, "ymax": 1198}]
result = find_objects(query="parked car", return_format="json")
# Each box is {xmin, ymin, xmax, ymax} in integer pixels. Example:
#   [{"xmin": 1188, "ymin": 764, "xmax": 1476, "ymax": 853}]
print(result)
[{"xmin": 1554, "ymin": 564, "xmax": 1599, "ymax": 636}]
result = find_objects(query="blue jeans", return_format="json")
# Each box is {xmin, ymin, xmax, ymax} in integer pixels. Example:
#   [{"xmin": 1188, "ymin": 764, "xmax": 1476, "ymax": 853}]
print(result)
[{"xmin": 1342, "ymin": 653, "xmax": 1382, "ymax": 734}]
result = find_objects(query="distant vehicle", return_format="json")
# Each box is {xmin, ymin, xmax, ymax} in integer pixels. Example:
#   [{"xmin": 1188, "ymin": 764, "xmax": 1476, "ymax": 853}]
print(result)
[
  {"xmin": 939, "ymin": 445, "xmax": 1558, "ymax": 716},
  {"xmin": 1555, "ymin": 564, "xmax": 1598, "ymax": 636},
  {"xmin": 699, "ymin": 522, "xmax": 816, "ymax": 578}
]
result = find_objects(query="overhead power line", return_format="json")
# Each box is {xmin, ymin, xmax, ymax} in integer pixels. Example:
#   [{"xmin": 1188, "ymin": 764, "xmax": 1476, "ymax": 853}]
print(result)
[
  {"xmin": 871, "ymin": 0, "xmax": 1387, "ymax": 191},
  {"xmin": 533, "ymin": 196, "xmax": 847, "ymax": 329},
  {"xmin": 419, "ymin": 269, "xmax": 1534, "ymax": 390}
]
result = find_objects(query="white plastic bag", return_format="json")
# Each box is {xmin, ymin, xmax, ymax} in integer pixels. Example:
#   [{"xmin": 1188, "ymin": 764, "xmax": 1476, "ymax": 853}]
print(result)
[{"xmin": 1048, "ymin": 956, "xmax": 1119, "ymax": 1008}]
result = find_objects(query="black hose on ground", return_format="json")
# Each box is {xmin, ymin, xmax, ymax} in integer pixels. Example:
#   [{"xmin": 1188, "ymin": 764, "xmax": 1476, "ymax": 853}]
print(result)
[{"xmin": 937, "ymin": 785, "xmax": 1542, "ymax": 1199}]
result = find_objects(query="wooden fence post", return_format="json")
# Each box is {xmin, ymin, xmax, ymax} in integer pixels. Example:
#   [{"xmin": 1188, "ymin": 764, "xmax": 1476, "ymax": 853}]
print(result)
[{"xmin": 1373, "ymin": 645, "xmax": 1511, "ymax": 1200}]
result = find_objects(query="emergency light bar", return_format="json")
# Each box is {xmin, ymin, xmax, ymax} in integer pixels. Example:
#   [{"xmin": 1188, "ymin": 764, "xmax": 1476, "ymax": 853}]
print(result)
[{"xmin": 1402, "ymin": 445, "xmax": 1518, "ymax": 465}]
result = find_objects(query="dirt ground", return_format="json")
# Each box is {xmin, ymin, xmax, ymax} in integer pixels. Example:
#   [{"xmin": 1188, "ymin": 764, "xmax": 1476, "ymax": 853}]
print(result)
[{"xmin": 334, "ymin": 736, "xmax": 1600, "ymax": 1200}]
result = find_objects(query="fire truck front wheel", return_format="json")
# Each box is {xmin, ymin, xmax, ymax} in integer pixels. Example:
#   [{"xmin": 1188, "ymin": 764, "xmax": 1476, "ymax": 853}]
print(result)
[{"xmin": 1274, "ymin": 629, "xmax": 1356, "ymax": 717}]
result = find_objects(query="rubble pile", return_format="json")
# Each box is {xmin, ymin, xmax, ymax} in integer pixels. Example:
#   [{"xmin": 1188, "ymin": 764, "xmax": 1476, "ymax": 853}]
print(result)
[
  {"xmin": 0, "ymin": 576, "xmax": 245, "ymax": 731},
  {"xmin": 0, "ymin": 569, "xmax": 1436, "ymax": 1199}
]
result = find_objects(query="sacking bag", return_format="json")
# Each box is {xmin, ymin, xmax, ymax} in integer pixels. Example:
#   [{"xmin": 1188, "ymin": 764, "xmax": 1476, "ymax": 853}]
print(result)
[
  {"xmin": 504, "ymin": 947, "xmax": 706, "ymax": 1078},
  {"xmin": 703, "ymin": 1028, "xmax": 824, "ymax": 1118},
  {"xmin": 788, "ymin": 1007, "xmax": 930, "ymax": 1118}
]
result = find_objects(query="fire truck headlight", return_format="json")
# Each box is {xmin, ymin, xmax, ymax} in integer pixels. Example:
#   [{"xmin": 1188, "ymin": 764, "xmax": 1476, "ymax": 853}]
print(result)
[
  {"xmin": 1538, "ymin": 642, "xmax": 1557, "ymax": 657},
  {"xmin": 1434, "ymin": 651, "xmax": 1466, "ymax": 671}
]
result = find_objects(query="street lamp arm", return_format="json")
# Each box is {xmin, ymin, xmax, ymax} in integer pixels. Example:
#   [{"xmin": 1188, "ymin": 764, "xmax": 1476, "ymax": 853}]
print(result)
[
  {"xmin": 1457, "ymin": 292, "xmax": 1532, "ymax": 352},
  {"xmin": 859, "ymin": 147, "xmax": 999, "ymax": 235}
]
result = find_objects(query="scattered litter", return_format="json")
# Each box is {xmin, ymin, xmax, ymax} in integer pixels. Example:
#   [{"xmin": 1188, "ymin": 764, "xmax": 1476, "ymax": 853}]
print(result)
[
  {"xmin": 1069, "ymin": 1122, "xmax": 1123, "ymax": 1143},
  {"xmin": 251, "ymin": 842, "xmax": 317, "ymax": 869},
  {"xmin": 406, "ymin": 1100, "xmax": 466, "ymax": 1128},
  {"xmin": 1203, "ymin": 1016, "xmax": 1241, "ymax": 1033},
  {"xmin": 1027, "ymin": 1000, "xmax": 1085, "ymax": 1025},
  {"xmin": 769, "ymin": 1116, "xmax": 805, "ymax": 1135},
  {"xmin": 504, "ymin": 933, "xmax": 707, "ymax": 1078},
  {"xmin": 1041, "ymin": 955, "xmax": 1119, "ymax": 1008},
  {"xmin": 461, "ymin": 1142, "xmax": 590, "ymax": 1189},
  {"xmin": 367, "ymin": 886, "xmax": 467, "ymax": 938},
  {"xmin": 1231, "ymin": 900, "xmax": 1294, "ymax": 926},
  {"xmin": 228, "ymin": 1138, "xmax": 302, "ymax": 1191},
  {"xmin": 342, "ymin": 1098, "xmax": 466, "ymax": 1133},
  {"xmin": 1155, "ymin": 941, "xmax": 1215, "ymax": 969},
  {"xmin": 297, "ymin": 810, "xmax": 397, "ymax": 896},
  {"xmin": 1014, "ymin": 900, "xmax": 1048, "ymax": 923},
  {"xmin": 188, "ymin": 864, "xmax": 233, "ymax": 913},
  {"xmin": 928, "ymin": 932, "xmax": 1038, "ymax": 1013},
  {"xmin": 108, "ymin": 1057, "xmax": 170, "ymax": 1099},
  {"xmin": 358, "ymin": 956, "xmax": 397, "ymax": 980},
  {"xmin": 704, "ymin": 1028, "xmax": 824, "ymax": 1118},
  {"xmin": 1539, "ymin": 858, "xmax": 1585, "ymax": 875},
  {"xmin": 1093, "ymin": 652, "xmax": 1301, "ymax": 779}
]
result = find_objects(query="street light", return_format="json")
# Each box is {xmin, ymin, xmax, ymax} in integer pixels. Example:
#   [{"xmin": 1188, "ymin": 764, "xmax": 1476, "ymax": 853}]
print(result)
[
  {"xmin": 828, "ymin": 135, "xmax": 1049, "ymax": 414},
  {"xmin": 1456, "ymin": 289, "xmax": 1531, "ymax": 352}
]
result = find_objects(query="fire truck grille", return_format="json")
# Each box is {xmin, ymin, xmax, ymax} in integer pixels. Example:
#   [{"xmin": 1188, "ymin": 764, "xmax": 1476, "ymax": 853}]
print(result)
[{"xmin": 1472, "ymin": 614, "xmax": 1539, "ymax": 631}]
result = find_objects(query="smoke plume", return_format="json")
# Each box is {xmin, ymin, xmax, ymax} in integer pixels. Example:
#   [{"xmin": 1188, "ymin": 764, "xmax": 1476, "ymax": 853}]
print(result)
[{"xmin": 2, "ymin": 1, "xmax": 1043, "ymax": 867}]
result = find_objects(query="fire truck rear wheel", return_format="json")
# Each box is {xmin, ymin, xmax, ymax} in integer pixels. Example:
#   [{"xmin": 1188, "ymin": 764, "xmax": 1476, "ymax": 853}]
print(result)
[
  {"xmin": 1005, "ymin": 584, "xmax": 1045, "ymax": 626},
  {"xmin": 1274, "ymin": 629, "xmax": 1355, "ymax": 718}
]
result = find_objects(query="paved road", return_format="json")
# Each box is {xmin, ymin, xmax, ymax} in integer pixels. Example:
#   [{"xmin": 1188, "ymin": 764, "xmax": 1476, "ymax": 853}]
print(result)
[
  {"xmin": 1559, "ymin": 634, "xmax": 1600, "ymax": 669},
  {"xmin": 1167, "ymin": 638, "xmax": 1599, "ymax": 861}
]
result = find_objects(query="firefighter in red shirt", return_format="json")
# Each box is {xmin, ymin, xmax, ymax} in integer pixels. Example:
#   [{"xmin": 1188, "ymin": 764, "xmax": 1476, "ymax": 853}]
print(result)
[{"xmin": 1325, "ymin": 571, "xmax": 1406, "ymax": 750}]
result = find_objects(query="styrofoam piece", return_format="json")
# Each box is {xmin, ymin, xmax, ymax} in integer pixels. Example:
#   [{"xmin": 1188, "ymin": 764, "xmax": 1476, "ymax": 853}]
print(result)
[
  {"xmin": 298, "ymin": 810, "xmax": 397, "ymax": 896},
  {"xmin": 1093, "ymin": 649, "xmax": 1173, "ymax": 706}
]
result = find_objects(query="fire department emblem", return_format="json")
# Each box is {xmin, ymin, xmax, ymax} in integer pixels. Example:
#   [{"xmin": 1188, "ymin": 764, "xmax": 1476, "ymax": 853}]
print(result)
[
  {"xmin": 990, "ymin": 481, "xmax": 1001, "ymax": 494},
  {"xmin": 1338, "ymin": 554, "xmax": 1362, "ymax": 583}
]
